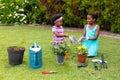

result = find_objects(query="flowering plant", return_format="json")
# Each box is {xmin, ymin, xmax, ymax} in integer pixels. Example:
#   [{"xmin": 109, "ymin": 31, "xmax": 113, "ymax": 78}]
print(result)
[
  {"xmin": 76, "ymin": 45, "xmax": 88, "ymax": 55},
  {"xmin": 52, "ymin": 41, "xmax": 70, "ymax": 56}
]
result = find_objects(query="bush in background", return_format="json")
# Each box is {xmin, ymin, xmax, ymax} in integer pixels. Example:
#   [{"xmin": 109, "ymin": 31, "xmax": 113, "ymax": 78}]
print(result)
[
  {"xmin": 39, "ymin": 0, "xmax": 120, "ymax": 33},
  {"xmin": 0, "ymin": 0, "xmax": 26, "ymax": 24},
  {"xmin": 0, "ymin": 0, "xmax": 46, "ymax": 25},
  {"xmin": 0, "ymin": 0, "xmax": 120, "ymax": 33}
]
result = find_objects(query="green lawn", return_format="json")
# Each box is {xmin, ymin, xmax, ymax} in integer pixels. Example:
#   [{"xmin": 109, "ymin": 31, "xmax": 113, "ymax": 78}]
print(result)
[{"xmin": 0, "ymin": 25, "xmax": 120, "ymax": 80}]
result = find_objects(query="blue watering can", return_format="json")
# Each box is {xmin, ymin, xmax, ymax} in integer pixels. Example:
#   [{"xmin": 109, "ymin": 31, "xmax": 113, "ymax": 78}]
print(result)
[{"xmin": 29, "ymin": 42, "xmax": 42, "ymax": 68}]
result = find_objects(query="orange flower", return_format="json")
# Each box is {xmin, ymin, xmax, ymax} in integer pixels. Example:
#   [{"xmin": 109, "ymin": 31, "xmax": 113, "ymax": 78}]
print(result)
[{"xmin": 64, "ymin": 51, "xmax": 69, "ymax": 59}]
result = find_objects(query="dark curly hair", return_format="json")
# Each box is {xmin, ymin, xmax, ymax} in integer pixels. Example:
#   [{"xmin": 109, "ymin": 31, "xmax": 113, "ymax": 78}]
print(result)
[
  {"xmin": 88, "ymin": 12, "xmax": 98, "ymax": 21},
  {"xmin": 51, "ymin": 14, "xmax": 63, "ymax": 23}
]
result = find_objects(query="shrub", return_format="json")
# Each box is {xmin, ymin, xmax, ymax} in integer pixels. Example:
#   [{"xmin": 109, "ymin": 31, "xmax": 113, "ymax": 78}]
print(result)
[
  {"xmin": 0, "ymin": 0, "xmax": 45, "ymax": 24},
  {"xmin": 40, "ymin": 0, "xmax": 120, "ymax": 33},
  {"xmin": 0, "ymin": 0, "xmax": 120, "ymax": 33}
]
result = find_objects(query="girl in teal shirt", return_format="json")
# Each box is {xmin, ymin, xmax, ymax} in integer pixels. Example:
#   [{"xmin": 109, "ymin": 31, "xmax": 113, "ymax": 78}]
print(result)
[{"xmin": 81, "ymin": 12, "xmax": 100, "ymax": 57}]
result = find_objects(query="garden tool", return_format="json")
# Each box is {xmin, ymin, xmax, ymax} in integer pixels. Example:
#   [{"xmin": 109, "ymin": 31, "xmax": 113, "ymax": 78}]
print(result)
[
  {"xmin": 91, "ymin": 59, "xmax": 107, "ymax": 64},
  {"xmin": 42, "ymin": 71, "xmax": 57, "ymax": 74},
  {"xmin": 94, "ymin": 63, "xmax": 98, "ymax": 70},
  {"xmin": 100, "ymin": 54, "xmax": 107, "ymax": 69},
  {"xmin": 77, "ymin": 63, "xmax": 88, "ymax": 68},
  {"xmin": 91, "ymin": 59, "xmax": 102, "ymax": 63}
]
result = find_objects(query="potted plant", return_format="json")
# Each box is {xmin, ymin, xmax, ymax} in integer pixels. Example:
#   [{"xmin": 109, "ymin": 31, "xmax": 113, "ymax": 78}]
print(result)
[
  {"xmin": 7, "ymin": 46, "xmax": 25, "ymax": 66},
  {"xmin": 76, "ymin": 45, "xmax": 88, "ymax": 63},
  {"xmin": 52, "ymin": 41, "xmax": 70, "ymax": 64}
]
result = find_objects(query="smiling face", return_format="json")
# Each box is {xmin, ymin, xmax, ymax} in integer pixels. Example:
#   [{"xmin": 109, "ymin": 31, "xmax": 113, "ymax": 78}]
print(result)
[{"xmin": 87, "ymin": 15, "xmax": 95, "ymax": 25}]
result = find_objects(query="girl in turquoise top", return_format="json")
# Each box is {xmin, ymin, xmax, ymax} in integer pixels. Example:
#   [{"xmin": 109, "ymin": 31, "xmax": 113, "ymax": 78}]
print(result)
[{"xmin": 81, "ymin": 12, "xmax": 100, "ymax": 57}]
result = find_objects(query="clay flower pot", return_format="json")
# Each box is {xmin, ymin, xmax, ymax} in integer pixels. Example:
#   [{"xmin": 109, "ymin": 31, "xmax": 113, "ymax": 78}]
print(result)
[{"xmin": 78, "ymin": 54, "xmax": 87, "ymax": 63}]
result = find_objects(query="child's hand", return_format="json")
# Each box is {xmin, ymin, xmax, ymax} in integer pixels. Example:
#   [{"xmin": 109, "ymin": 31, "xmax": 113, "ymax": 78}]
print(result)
[
  {"xmin": 86, "ymin": 37, "xmax": 89, "ymax": 40},
  {"xmin": 78, "ymin": 36, "xmax": 86, "ymax": 42},
  {"xmin": 64, "ymin": 34, "xmax": 69, "ymax": 37}
]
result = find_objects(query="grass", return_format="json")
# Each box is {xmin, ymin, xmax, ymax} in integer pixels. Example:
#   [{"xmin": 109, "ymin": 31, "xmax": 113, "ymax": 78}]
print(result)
[{"xmin": 0, "ymin": 25, "xmax": 120, "ymax": 80}]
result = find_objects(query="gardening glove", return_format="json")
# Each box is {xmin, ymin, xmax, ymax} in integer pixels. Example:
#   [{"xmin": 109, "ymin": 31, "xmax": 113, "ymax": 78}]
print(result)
[
  {"xmin": 85, "ymin": 37, "xmax": 89, "ymax": 40},
  {"xmin": 78, "ymin": 36, "xmax": 86, "ymax": 43},
  {"xmin": 69, "ymin": 36, "xmax": 77, "ymax": 44}
]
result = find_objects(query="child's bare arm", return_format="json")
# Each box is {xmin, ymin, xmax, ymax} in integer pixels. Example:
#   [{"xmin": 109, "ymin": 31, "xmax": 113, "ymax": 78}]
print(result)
[
  {"xmin": 53, "ymin": 31, "xmax": 68, "ymax": 37},
  {"xmin": 82, "ymin": 25, "xmax": 86, "ymax": 37}
]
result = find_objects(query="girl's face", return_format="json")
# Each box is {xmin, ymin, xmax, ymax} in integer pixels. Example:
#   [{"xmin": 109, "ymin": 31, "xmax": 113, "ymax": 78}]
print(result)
[
  {"xmin": 55, "ymin": 19, "xmax": 63, "ymax": 26},
  {"xmin": 87, "ymin": 15, "xmax": 95, "ymax": 25}
]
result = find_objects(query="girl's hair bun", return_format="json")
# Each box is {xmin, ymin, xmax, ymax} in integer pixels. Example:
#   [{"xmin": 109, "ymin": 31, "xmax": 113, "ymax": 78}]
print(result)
[
  {"xmin": 94, "ymin": 11, "xmax": 99, "ymax": 17},
  {"xmin": 88, "ymin": 11, "xmax": 99, "ymax": 20}
]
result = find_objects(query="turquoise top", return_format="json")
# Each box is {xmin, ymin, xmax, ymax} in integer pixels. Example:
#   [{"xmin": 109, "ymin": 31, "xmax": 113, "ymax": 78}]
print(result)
[
  {"xmin": 86, "ymin": 25, "xmax": 98, "ymax": 38},
  {"xmin": 82, "ymin": 24, "xmax": 99, "ymax": 56}
]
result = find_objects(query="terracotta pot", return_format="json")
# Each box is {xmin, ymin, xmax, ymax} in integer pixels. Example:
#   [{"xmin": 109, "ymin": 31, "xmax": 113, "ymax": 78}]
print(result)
[{"xmin": 78, "ymin": 54, "xmax": 87, "ymax": 63}]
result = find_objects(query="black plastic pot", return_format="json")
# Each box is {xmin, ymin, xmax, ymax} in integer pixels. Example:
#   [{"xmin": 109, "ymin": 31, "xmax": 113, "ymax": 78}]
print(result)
[
  {"xmin": 56, "ymin": 55, "xmax": 64, "ymax": 64},
  {"xmin": 7, "ymin": 46, "xmax": 25, "ymax": 66}
]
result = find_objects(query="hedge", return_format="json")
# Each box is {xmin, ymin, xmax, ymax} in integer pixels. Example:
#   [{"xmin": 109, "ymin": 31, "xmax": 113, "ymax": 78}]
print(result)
[{"xmin": 0, "ymin": 0, "xmax": 120, "ymax": 33}]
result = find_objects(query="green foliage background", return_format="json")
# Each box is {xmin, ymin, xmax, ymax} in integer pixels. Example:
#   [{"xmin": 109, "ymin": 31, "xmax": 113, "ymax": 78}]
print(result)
[{"xmin": 0, "ymin": 0, "xmax": 120, "ymax": 33}]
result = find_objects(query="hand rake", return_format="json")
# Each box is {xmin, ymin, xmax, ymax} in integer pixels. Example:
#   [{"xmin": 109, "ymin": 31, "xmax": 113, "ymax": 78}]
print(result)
[{"xmin": 100, "ymin": 54, "xmax": 107, "ymax": 69}]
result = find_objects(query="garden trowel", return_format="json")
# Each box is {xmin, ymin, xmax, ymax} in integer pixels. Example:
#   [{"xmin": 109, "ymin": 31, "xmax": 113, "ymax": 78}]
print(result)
[{"xmin": 42, "ymin": 71, "xmax": 57, "ymax": 74}]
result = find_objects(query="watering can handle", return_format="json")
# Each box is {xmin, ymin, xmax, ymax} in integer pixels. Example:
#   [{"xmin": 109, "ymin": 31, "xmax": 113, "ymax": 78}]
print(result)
[{"xmin": 34, "ymin": 42, "xmax": 37, "ymax": 48}]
